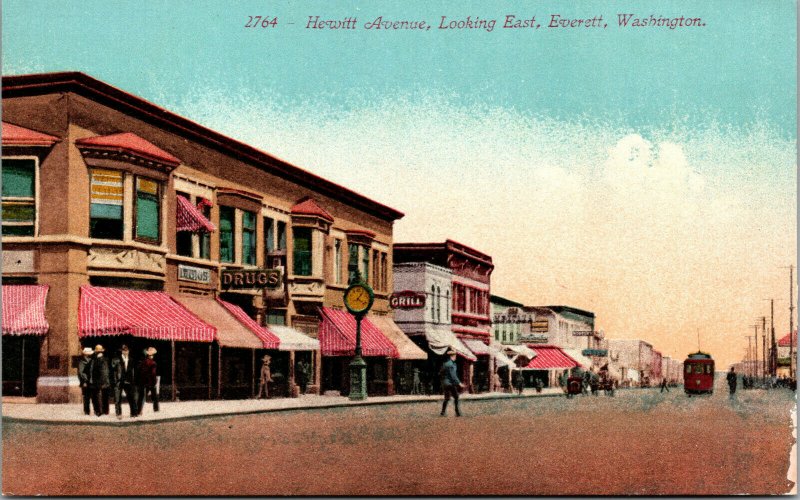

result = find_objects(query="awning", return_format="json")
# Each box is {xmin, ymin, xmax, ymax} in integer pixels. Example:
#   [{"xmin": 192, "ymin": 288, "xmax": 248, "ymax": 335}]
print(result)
[
  {"xmin": 524, "ymin": 345, "xmax": 579, "ymax": 370},
  {"xmin": 462, "ymin": 338, "xmax": 490, "ymax": 356},
  {"xmin": 270, "ymin": 325, "xmax": 319, "ymax": 351},
  {"xmin": 2, "ymin": 122, "xmax": 59, "ymax": 147},
  {"xmin": 176, "ymin": 195, "xmax": 216, "ymax": 232},
  {"xmin": 563, "ymin": 348, "xmax": 594, "ymax": 369},
  {"xmin": 370, "ymin": 315, "xmax": 427, "ymax": 360},
  {"xmin": 488, "ymin": 340, "xmax": 514, "ymax": 368},
  {"xmin": 2, "ymin": 285, "xmax": 49, "ymax": 336},
  {"xmin": 627, "ymin": 369, "xmax": 640, "ymax": 382},
  {"xmin": 452, "ymin": 325, "xmax": 491, "ymax": 337},
  {"xmin": 78, "ymin": 285, "xmax": 215, "ymax": 342},
  {"xmin": 504, "ymin": 344, "xmax": 537, "ymax": 362},
  {"xmin": 175, "ymin": 296, "xmax": 264, "ymax": 349},
  {"xmin": 319, "ymin": 307, "xmax": 398, "ymax": 357},
  {"xmin": 422, "ymin": 325, "xmax": 477, "ymax": 361},
  {"xmin": 216, "ymin": 299, "xmax": 281, "ymax": 349}
]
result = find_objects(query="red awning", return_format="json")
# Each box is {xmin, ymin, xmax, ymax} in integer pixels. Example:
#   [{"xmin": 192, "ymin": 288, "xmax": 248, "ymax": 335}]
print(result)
[
  {"xmin": 76, "ymin": 132, "xmax": 180, "ymax": 167},
  {"xmin": 2, "ymin": 285, "xmax": 49, "ymax": 336},
  {"xmin": 79, "ymin": 285, "xmax": 215, "ymax": 341},
  {"xmin": 778, "ymin": 331, "xmax": 797, "ymax": 347},
  {"xmin": 176, "ymin": 195, "xmax": 216, "ymax": 232},
  {"xmin": 524, "ymin": 345, "xmax": 579, "ymax": 370},
  {"xmin": 2, "ymin": 122, "xmax": 59, "ymax": 147},
  {"xmin": 319, "ymin": 307, "xmax": 398, "ymax": 357},
  {"xmin": 216, "ymin": 299, "xmax": 280, "ymax": 349}
]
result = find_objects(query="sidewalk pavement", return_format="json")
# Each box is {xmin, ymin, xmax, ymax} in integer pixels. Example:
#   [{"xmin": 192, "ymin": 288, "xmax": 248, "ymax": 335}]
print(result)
[{"xmin": 2, "ymin": 388, "xmax": 565, "ymax": 425}]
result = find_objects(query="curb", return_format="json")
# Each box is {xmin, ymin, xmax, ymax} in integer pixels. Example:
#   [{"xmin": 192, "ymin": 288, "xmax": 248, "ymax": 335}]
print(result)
[{"xmin": 2, "ymin": 391, "xmax": 566, "ymax": 427}]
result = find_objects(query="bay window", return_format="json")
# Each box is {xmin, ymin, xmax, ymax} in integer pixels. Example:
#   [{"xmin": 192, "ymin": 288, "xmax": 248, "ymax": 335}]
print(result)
[
  {"xmin": 293, "ymin": 227, "xmax": 312, "ymax": 276},
  {"xmin": 89, "ymin": 168, "xmax": 124, "ymax": 240},
  {"xmin": 135, "ymin": 177, "xmax": 160, "ymax": 243}
]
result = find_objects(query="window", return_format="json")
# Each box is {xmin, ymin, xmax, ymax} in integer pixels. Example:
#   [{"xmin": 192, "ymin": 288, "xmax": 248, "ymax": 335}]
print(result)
[
  {"xmin": 277, "ymin": 221, "xmax": 286, "ymax": 250},
  {"xmin": 176, "ymin": 193, "xmax": 193, "ymax": 257},
  {"xmin": 685, "ymin": 365, "xmax": 691, "ymax": 374},
  {"xmin": 219, "ymin": 206, "xmax": 235, "ymax": 263},
  {"xmin": 372, "ymin": 250, "xmax": 379, "ymax": 289},
  {"xmin": 431, "ymin": 285, "xmax": 436, "ymax": 322},
  {"xmin": 445, "ymin": 290, "xmax": 450, "ymax": 319},
  {"xmin": 264, "ymin": 217, "xmax": 274, "ymax": 253},
  {"xmin": 135, "ymin": 177, "xmax": 160, "ymax": 242},
  {"xmin": 293, "ymin": 227, "xmax": 312, "ymax": 276},
  {"xmin": 381, "ymin": 253, "xmax": 388, "ymax": 291},
  {"xmin": 334, "ymin": 239, "xmax": 342, "ymax": 284},
  {"xmin": 266, "ymin": 311, "xmax": 286, "ymax": 326},
  {"xmin": 348, "ymin": 243, "xmax": 360, "ymax": 283},
  {"xmin": 436, "ymin": 285, "xmax": 441, "ymax": 323},
  {"xmin": 242, "ymin": 210, "xmax": 256, "ymax": 266},
  {"xmin": 90, "ymin": 169, "xmax": 124, "ymax": 240},
  {"xmin": 361, "ymin": 247, "xmax": 369, "ymax": 283},
  {"xmin": 198, "ymin": 202, "xmax": 211, "ymax": 259},
  {"xmin": 1, "ymin": 158, "xmax": 36, "ymax": 236}
]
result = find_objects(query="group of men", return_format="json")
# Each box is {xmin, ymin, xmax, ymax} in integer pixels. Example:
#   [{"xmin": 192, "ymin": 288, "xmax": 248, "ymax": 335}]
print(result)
[{"xmin": 78, "ymin": 344, "xmax": 159, "ymax": 419}]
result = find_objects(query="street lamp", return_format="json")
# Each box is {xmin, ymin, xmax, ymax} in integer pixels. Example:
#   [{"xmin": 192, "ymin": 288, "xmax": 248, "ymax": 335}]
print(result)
[{"xmin": 343, "ymin": 272, "xmax": 375, "ymax": 401}]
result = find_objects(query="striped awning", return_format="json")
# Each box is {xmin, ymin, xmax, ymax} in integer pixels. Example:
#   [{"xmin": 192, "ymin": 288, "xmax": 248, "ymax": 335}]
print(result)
[
  {"xmin": 78, "ymin": 285, "xmax": 215, "ymax": 342},
  {"xmin": 175, "ymin": 296, "xmax": 264, "ymax": 349},
  {"xmin": 2, "ymin": 285, "xmax": 49, "ymax": 336},
  {"xmin": 270, "ymin": 325, "xmax": 319, "ymax": 351},
  {"xmin": 370, "ymin": 315, "xmax": 427, "ymax": 360},
  {"xmin": 176, "ymin": 195, "xmax": 215, "ymax": 233},
  {"xmin": 319, "ymin": 307, "xmax": 398, "ymax": 358},
  {"xmin": 216, "ymin": 299, "xmax": 280, "ymax": 349},
  {"xmin": 462, "ymin": 338, "xmax": 490, "ymax": 356},
  {"xmin": 524, "ymin": 345, "xmax": 579, "ymax": 370}
]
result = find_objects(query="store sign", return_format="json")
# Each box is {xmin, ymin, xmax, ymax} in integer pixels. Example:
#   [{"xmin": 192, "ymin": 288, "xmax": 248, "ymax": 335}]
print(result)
[
  {"xmin": 520, "ymin": 334, "xmax": 549, "ymax": 344},
  {"xmin": 583, "ymin": 349, "xmax": 608, "ymax": 357},
  {"xmin": 221, "ymin": 268, "xmax": 282, "ymax": 289},
  {"xmin": 389, "ymin": 290, "xmax": 426, "ymax": 309},
  {"xmin": 573, "ymin": 330, "xmax": 594, "ymax": 337},
  {"xmin": 178, "ymin": 264, "xmax": 211, "ymax": 284},
  {"xmin": 531, "ymin": 320, "xmax": 549, "ymax": 332}
]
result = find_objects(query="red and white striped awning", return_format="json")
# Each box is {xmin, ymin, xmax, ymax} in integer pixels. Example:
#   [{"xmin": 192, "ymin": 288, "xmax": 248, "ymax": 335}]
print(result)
[
  {"xmin": 319, "ymin": 307, "xmax": 398, "ymax": 358},
  {"xmin": 216, "ymin": 299, "xmax": 280, "ymax": 349},
  {"xmin": 524, "ymin": 345, "xmax": 579, "ymax": 370},
  {"xmin": 2, "ymin": 285, "xmax": 50, "ymax": 336},
  {"xmin": 79, "ymin": 285, "xmax": 216, "ymax": 342},
  {"xmin": 176, "ymin": 195, "xmax": 216, "ymax": 233}
]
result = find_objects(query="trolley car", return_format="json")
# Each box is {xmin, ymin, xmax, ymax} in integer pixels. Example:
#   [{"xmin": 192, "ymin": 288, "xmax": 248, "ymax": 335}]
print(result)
[{"xmin": 684, "ymin": 351, "xmax": 714, "ymax": 395}]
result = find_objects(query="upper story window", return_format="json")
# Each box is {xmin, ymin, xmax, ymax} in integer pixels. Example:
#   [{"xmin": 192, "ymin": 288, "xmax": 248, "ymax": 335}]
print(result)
[
  {"xmin": 264, "ymin": 217, "xmax": 275, "ymax": 253},
  {"xmin": 135, "ymin": 177, "xmax": 160, "ymax": 243},
  {"xmin": 242, "ymin": 210, "xmax": 256, "ymax": 266},
  {"xmin": 90, "ymin": 168, "xmax": 124, "ymax": 240},
  {"xmin": 176, "ymin": 192, "xmax": 214, "ymax": 259},
  {"xmin": 293, "ymin": 226, "xmax": 312, "ymax": 276},
  {"xmin": 219, "ymin": 206, "xmax": 236, "ymax": 263},
  {"xmin": 334, "ymin": 238, "xmax": 343, "ymax": 284},
  {"xmin": 1, "ymin": 158, "xmax": 37, "ymax": 236}
]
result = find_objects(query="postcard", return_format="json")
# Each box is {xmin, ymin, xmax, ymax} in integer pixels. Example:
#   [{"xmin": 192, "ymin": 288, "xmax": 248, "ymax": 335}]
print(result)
[{"xmin": 1, "ymin": 0, "xmax": 796, "ymax": 496}]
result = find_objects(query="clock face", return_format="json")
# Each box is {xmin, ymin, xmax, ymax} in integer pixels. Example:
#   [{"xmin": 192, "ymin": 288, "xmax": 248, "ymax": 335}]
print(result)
[{"xmin": 345, "ymin": 284, "xmax": 373, "ymax": 313}]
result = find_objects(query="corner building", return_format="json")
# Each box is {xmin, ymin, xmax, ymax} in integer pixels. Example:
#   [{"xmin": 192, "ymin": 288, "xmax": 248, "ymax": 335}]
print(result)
[{"xmin": 1, "ymin": 72, "xmax": 407, "ymax": 403}]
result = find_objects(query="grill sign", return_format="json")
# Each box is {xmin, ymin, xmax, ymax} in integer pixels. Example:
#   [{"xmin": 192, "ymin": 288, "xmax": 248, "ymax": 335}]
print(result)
[
  {"xmin": 221, "ymin": 269, "xmax": 282, "ymax": 289},
  {"xmin": 389, "ymin": 291, "xmax": 426, "ymax": 309}
]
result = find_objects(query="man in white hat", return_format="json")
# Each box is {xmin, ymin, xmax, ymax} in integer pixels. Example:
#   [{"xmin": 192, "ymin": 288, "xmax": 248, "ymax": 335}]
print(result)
[
  {"xmin": 78, "ymin": 347, "xmax": 94, "ymax": 416},
  {"xmin": 440, "ymin": 348, "xmax": 464, "ymax": 416},
  {"xmin": 90, "ymin": 344, "xmax": 111, "ymax": 417}
]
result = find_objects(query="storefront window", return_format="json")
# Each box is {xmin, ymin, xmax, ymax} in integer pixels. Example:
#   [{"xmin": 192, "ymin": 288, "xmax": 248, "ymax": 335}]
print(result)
[
  {"xmin": 90, "ymin": 168, "xmax": 124, "ymax": 240},
  {"xmin": 1, "ymin": 158, "xmax": 36, "ymax": 236},
  {"xmin": 219, "ymin": 206, "xmax": 235, "ymax": 263},
  {"xmin": 242, "ymin": 210, "xmax": 256, "ymax": 266},
  {"xmin": 293, "ymin": 226, "xmax": 312, "ymax": 276}
]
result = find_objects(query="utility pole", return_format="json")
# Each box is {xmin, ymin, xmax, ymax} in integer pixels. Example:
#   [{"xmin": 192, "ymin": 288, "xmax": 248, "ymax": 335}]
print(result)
[
  {"xmin": 790, "ymin": 265, "xmax": 795, "ymax": 379},
  {"xmin": 762, "ymin": 316, "xmax": 767, "ymax": 381},
  {"xmin": 765, "ymin": 298, "xmax": 778, "ymax": 377},
  {"xmin": 747, "ymin": 335, "xmax": 753, "ymax": 378},
  {"xmin": 753, "ymin": 324, "xmax": 759, "ymax": 379}
]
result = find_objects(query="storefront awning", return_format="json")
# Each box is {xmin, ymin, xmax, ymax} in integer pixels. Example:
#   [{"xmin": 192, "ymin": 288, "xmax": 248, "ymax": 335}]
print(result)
[
  {"xmin": 176, "ymin": 195, "xmax": 216, "ymax": 232},
  {"xmin": 462, "ymin": 338, "xmax": 490, "ymax": 356},
  {"xmin": 524, "ymin": 345, "xmax": 579, "ymax": 370},
  {"xmin": 2, "ymin": 285, "xmax": 50, "ymax": 336},
  {"xmin": 452, "ymin": 325, "xmax": 490, "ymax": 337},
  {"xmin": 270, "ymin": 325, "xmax": 319, "ymax": 351},
  {"xmin": 422, "ymin": 326, "xmax": 477, "ymax": 361},
  {"xmin": 319, "ymin": 307, "xmax": 398, "ymax": 358},
  {"xmin": 216, "ymin": 299, "xmax": 281, "ymax": 349},
  {"xmin": 175, "ymin": 296, "xmax": 263, "ymax": 349},
  {"xmin": 504, "ymin": 344, "xmax": 537, "ymax": 361},
  {"xmin": 488, "ymin": 340, "xmax": 514, "ymax": 368},
  {"xmin": 370, "ymin": 315, "xmax": 427, "ymax": 360},
  {"xmin": 562, "ymin": 348, "xmax": 594, "ymax": 369},
  {"xmin": 78, "ymin": 285, "xmax": 216, "ymax": 342}
]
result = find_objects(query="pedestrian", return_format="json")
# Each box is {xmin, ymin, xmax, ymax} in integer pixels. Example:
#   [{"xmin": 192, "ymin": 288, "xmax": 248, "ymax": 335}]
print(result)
[
  {"xmin": 660, "ymin": 378, "xmax": 669, "ymax": 393},
  {"xmin": 411, "ymin": 367, "xmax": 423, "ymax": 395},
  {"xmin": 111, "ymin": 344, "xmax": 138, "ymax": 419},
  {"xmin": 256, "ymin": 354, "xmax": 273, "ymax": 399},
  {"xmin": 78, "ymin": 347, "xmax": 94, "ymax": 416},
  {"xmin": 515, "ymin": 369, "xmax": 525, "ymax": 395},
  {"xmin": 726, "ymin": 366, "xmax": 737, "ymax": 398},
  {"xmin": 138, "ymin": 347, "xmax": 159, "ymax": 413},
  {"xmin": 296, "ymin": 359, "xmax": 310, "ymax": 395},
  {"xmin": 90, "ymin": 344, "xmax": 111, "ymax": 417},
  {"xmin": 490, "ymin": 370, "xmax": 502, "ymax": 393},
  {"xmin": 439, "ymin": 348, "xmax": 463, "ymax": 416}
]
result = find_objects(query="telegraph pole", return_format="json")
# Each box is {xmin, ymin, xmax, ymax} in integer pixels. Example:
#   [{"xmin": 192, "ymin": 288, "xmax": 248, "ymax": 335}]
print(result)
[
  {"xmin": 761, "ymin": 316, "xmax": 767, "ymax": 381},
  {"xmin": 790, "ymin": 265, "xmax": 795, "ymax": 379},
  {"xmin": 765, "ymin": 299, "xmax": 778, "ymax": 377},
  {"xmin": 747, "ymin": 335, "xmax": 753, "ymax": 378},
  {"xmin": 753, "ymin": 324, "xmax": 759, "ymax": 379}
]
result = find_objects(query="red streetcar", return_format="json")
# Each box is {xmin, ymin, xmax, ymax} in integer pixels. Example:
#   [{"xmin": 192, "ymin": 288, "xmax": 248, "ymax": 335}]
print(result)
[{"xmin": 684, "ymin": 351, "xmax": 714, "ymax": 395}]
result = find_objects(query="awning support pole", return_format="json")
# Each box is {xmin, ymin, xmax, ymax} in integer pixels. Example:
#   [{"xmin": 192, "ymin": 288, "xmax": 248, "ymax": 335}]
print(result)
[
  {"xmin": 217, "ymin": 344, "xmax": 222, "ymax": 399},
  {"xmin": 251, "ymin": 348, "xmax": 256, "ymax": 398},
  {"xmin": 289, "ymin": 350, "xmax": 296, "ymax": 397},
  {"xmin": 207, "ymin": 344, "xmax": 212, "ymax": 400},
  {"xmin": 171, "ymin": 340, "xmax": 177, "ymax": 402},
  {"xmin": 21, "ymin": 336, "xmax": 26, "ymax": 397}
]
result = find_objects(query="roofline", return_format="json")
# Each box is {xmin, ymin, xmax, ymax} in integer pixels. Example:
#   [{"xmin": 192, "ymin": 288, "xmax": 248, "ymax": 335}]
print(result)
[
  {"xmin": 490, "ymin": 295, "xmax": 525, "ymax": 308},
  {"xmin": 545, "ymin": 305, "xmax": 596, "ymax": 319},
  {"xmin": 394, "ymin": 239, "xmax": 494, "ymax": 268},
  {"xmin": 2, "ymin": 72, "xmax": 404, "ymax": 222}
]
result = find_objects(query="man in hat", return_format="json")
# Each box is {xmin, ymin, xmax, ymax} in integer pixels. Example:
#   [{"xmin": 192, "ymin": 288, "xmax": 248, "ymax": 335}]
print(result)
[
  {"xmin": 90, "ymin": 344, "xmax": 111, "ymax": 416},
  {"xmin": 78, "ymin": 347, "xmax": 94, "ymax": 416},
  {"xmin": 296, "ymin": 358, "xmax": 310, "ymax": 395},
  {"xmin": 111, "ymin": 344, "xmax": 138, "ymax": 419},
  {"xmin": 138, "ymin": 347, "xmax": 159, "ymax": 413},
  {"xmin": 439, "ymin": 348, "xmax": 463, "ymax": 416},
  {"xmin": 256, "ymin": 354, "xmax": 273, "ymax": 399}
]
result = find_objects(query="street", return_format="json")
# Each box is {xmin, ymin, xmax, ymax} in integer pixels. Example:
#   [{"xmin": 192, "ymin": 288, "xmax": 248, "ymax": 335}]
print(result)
[{"xmin": 2, "ymin": 383, "xmax": 795, "ymax": 496}]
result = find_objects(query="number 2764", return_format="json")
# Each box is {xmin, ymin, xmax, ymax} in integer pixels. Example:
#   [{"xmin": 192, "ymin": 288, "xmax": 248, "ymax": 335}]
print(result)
[{"xmin": 245, "ymin": 16, "xmax": 278, "ymax": 28}]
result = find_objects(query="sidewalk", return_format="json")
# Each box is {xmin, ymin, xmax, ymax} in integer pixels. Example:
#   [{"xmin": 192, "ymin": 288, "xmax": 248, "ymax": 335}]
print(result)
[{"xmin": 2, "ymin": 388, "xmax": 565, "ymax": 425}]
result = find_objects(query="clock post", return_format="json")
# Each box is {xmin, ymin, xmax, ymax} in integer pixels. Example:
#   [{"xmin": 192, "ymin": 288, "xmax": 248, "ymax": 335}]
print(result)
[{"xmin": 344, "ymin": 273, "xmax": 374, "ymax": 401}]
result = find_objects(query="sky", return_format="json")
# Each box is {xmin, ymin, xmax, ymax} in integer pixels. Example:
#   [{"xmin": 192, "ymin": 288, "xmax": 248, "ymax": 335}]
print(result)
[{"xmin": 2, "ymin": 0, "xmax": 797, "ymax": 368}]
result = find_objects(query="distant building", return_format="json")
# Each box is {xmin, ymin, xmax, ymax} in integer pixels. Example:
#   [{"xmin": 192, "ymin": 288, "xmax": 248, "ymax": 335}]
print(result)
[{"xmin": 490, "ymin": 295, "xmax": 527, "ymax": 345}]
